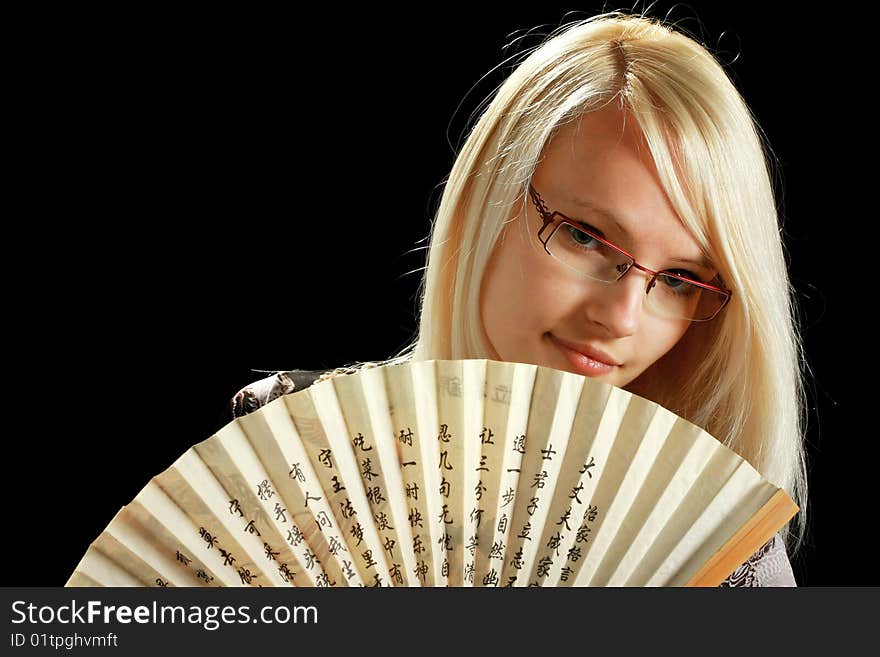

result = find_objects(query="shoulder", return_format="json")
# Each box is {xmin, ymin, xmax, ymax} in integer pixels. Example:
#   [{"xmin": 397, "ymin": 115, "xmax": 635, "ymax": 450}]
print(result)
[
  {"xmin": 717, "ymin": 532, "xmax": 797, "ymax": 587},
  {"xmin": 229, "ymin": 363, "xmax": 381, "ymax": 419},
  {"xmin": 230, "ymin": 369, "xmax": 327, "ymax": 419}
]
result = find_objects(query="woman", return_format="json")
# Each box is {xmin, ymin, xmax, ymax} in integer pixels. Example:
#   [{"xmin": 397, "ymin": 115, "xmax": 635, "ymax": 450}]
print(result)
[{"xmin": 233, "ymin": 11, "xmax": 808, "ymax": 586}]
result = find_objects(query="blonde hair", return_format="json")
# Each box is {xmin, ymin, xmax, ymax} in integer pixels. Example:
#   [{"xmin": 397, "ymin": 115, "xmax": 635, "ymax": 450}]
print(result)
[{"xmin": 340, "ymin": 11, "xmax": 810, "ymax": 559}]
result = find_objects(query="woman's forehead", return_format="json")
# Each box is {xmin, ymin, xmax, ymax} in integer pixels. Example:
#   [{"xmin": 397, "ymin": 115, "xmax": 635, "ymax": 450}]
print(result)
[{"xmin": 534, "ymin": 109, "xmax": 711, "ymax": 271}]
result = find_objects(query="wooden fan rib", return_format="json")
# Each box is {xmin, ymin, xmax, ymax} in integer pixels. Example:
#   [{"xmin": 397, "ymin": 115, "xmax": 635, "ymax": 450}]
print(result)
[{"xmin": 684, "ymin": 488, "xmax": 799, "ymax": 587}]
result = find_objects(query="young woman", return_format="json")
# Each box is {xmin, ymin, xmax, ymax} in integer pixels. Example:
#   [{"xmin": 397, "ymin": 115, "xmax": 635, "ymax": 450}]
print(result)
[{"xmin": 232, "ymin": 11, "xmax": 808, "ymax": 587}]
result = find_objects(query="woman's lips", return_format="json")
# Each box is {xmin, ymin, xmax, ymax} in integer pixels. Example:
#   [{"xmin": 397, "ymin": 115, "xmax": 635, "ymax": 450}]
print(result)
[{"xmin": 549, "ymin": 334, "xmax": 621, "ymax": 377}]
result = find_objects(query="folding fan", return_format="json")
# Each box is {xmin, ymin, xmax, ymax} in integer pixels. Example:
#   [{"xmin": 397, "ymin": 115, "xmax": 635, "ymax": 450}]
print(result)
[{"xmin": 66, "ymin": 359, "xmax": 798, "ymax": 587}]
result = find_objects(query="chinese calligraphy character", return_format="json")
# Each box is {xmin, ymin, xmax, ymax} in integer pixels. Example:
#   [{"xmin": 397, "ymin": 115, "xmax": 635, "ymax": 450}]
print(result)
[
  {"xmin": 536, "ymin": 556, "xmax": 553, "ymax": 578},
  {"xmin": 375, "ymin": 511, "xmax": 394, "ymax": 531},
  {"xmin": 340, "ymin": 498, "xmax": 356, "ymax": 519},
  {"xmin": 390, "ymin": 562, "xmax": 403, "ymax": 585},
  {"xmin": 442, "ymin": 376, "xmax": 462, "ymax": 397},
  {"xmin": 439, "ymin": 504, "xmax": 453, "ymax": 524},
  {"xmin": 414, "ymin": 560, "xmax": 428, "ymax": 583},
  {"xmin": 493, "ymin": 384, "xmax": 511, "ymax": 405},
  {"xmin": 278, "ymin": 562, "xmax": 295, "ymax": 583},
  {"xmin": 510, "ymin": 547, "xmax": 524, "ymax": 570},
  {"xmin": 579, "ymin": 456, "xmax": 596, "ymax": 478},
  {"xmin": 316, "ymin": 510, "xmax": 333, "ymax": 532},
  {"xmin": 352, "ymin": 433, "xmax": 372, "ymax": 451},
  {"xmin": 438, "ymin": 424, "xmax": 451, "ymax": 443},
  {"xmin": 264, "ymin": 542, "xmax": 280, "ymax": 561},
  {"xmin": 398, "ymin": 427, "xmax": 413, "ymax": 446},
  {"xmin": 274, "ymin": 502, "xmax": 287, "ymax": 523},
  {"xmin": 328, "ymin": 536, "xmax": 348, "ymax": 555},
  {"xmin": 303, "ymin": 548, "xmax": 319, "ymax": 569},
  {"xmin": 366, "ymin": 486, "xmax": 386, "ymax": 505},
  {"xmin": 218, "ymin": 548, "xmax": 236, "ymax": 567},
  {"xmin": 318, "ymin": 448, "xmax": 334, "ymax": 469},
  {"xmin": 576, "ymin": 525, "xmax": 592, "ymax": 543},
  {"xmin": 350, "ymin": 522, "xmax": 364, "ymax": 546},
  {"xmin": 361, "ymin": 457, "xmax": 379, "ymax": 481},
  {"xmin": 238, "ymin": 567, "xmax": 258, "ymax": 585},
  {"xmin": 198, "ymin": 527, "xmax": 217, "ymax": 549},
  {"xmin": 289, "ymin": 463, "xmax": 305, "ymax": 483},
  {"xmin": 315, "ymin": 572, "xmax": 335, "ymax": 587},
  {"xmin": 501, "ymin": 487, "xmax": 515, "ymax": 507},
  {"xmin": 556, "ymin": 507, "xmax": 572, "ymax": 531},
  {"xmin": 286, "ymin": 526, "xmax": 305, "ymax": 547}
]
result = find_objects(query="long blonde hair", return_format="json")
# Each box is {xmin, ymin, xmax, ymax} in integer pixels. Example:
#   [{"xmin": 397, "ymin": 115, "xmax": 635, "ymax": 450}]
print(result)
[{"xmin": 342, "ymin": 11, "xmax": 810, "ymax": 559}]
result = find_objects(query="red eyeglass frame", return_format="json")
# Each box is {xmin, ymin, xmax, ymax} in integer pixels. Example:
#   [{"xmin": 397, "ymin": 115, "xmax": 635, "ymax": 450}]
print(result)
[{"xmin": 527, "ymin": 184, "xmax": 733, "ymax": 322}]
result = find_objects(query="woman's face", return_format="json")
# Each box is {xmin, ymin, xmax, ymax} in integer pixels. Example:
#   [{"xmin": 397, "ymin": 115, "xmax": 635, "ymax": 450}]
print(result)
[{"xmin": 480, "ymin": 105, "xmax": 714, "ymax": 389}]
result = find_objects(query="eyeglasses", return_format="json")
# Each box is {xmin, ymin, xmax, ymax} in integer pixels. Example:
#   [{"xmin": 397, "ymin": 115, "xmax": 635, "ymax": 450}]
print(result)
[{"xmin": 528, "ymin": 184, "xmax": 732, "ymax": 322}]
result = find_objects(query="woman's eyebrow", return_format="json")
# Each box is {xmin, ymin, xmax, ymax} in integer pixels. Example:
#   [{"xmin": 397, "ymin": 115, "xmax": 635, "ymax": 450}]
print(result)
[{"xmin": 569, "ymin": 196, "xmax": 713, "ymax": 270}]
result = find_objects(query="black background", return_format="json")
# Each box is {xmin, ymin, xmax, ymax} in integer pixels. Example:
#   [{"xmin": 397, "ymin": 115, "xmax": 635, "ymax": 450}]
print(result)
[{"xmin": 6, "ymin": 3, "xmax": 872, "ymax": 586}]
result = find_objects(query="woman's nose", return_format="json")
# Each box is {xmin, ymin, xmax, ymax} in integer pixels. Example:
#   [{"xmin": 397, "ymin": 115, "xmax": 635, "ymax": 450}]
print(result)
[{"xmin": 582, "ymin": 270, "xmax": 647, "ymax": 338}]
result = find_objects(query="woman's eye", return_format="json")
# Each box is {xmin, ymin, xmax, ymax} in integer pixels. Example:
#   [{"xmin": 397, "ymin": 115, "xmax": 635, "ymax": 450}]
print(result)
[
  {"xmin": 666, "ymin": 269, "xmax": 701, "ymax": 284},
  {"xmin": 568, "ymin": 223, "xmax": 602, "ymax": 247},
  {"xmin": 660, "ymin": 275, "xmax": 686, "ymax": 288}
]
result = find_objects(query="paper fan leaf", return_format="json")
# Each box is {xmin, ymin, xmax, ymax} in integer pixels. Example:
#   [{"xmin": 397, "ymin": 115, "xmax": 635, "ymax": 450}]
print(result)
[{"xmin": 66, "ymin": 359, "xmax": 798, "ymax": 588}]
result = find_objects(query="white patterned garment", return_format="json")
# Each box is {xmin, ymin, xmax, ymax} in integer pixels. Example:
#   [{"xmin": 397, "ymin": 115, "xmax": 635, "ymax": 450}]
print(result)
[{"xmin": 230, "ymin": 369, "xmax": 797, "ymax": 587}]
